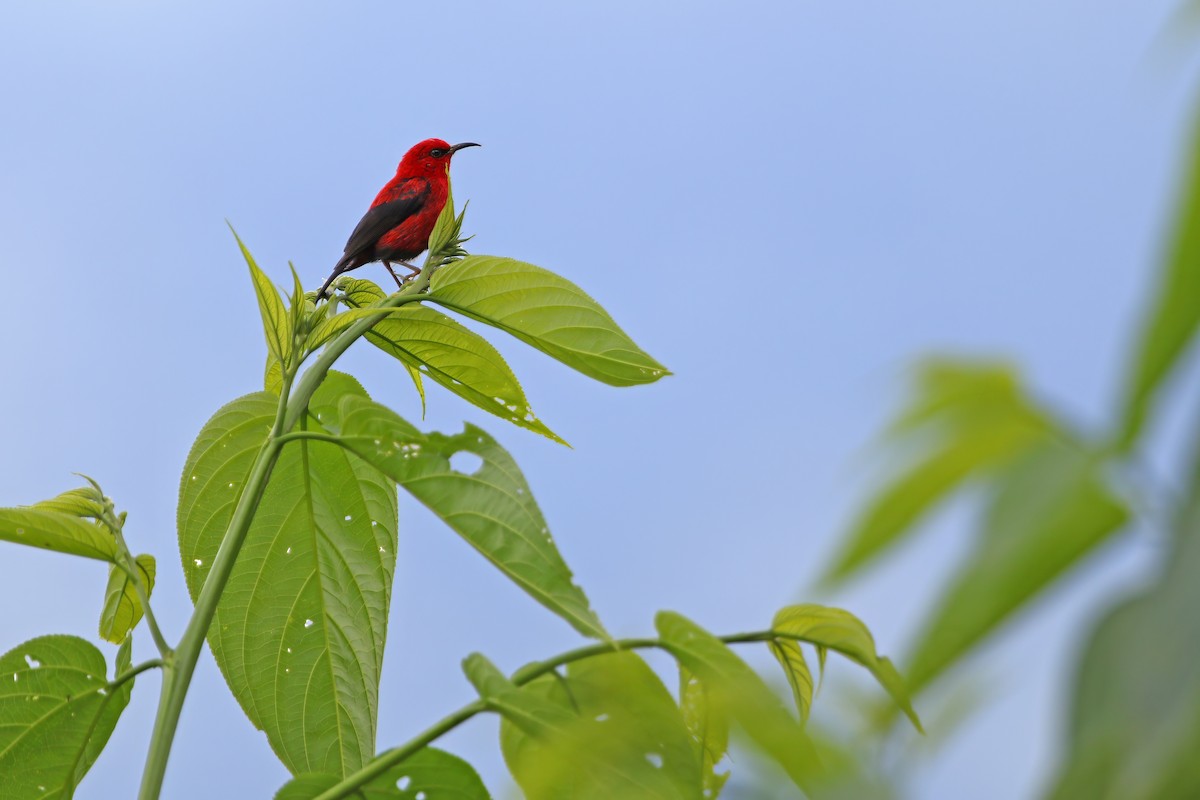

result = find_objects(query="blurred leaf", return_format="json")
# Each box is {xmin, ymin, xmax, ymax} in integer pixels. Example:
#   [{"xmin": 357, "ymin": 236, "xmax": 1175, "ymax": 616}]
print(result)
[
  {"xmin": 500, "ymin": 653, "xmax": 702, "ymax": 799},
  {"xmin": 178, "ymin": 373, "xmax": 398, "ymax": 776},
  {"xmin": 276, "ymin": 748, "xmax": 490, "ymax": 800},
  {"xmin": 234, "ymin": 230, "xmax": 292, "ymax": 368},
  {"xmin": 1046, "ymin": 533, "xmax": 1200, "ymax": 798},
  {"xmin": 772, "ymin": 605, "xmax": 920, "ymax": 732},
  {"xmin": 468, "ymin": 654, "xmax": 688, "ymax": 798},
  {"xmin": 98, "ymin": 554, "xmax": 156, "ymax": 644},
  {"xmin": 679, "ymin": 666, "xmax": 730, "ymax": 797},
  {"xmin": 428, "ymin": 256, "xmax": 669, "ymax": 387},
  {"xmin": 0, "ymin": 507, "xmax": 115, "ymax": 562},
  {"xmin": 823, "ymin": 361, "xmax": 1049, "ymax": 583},
  {"xmin": 0, "ymin": 635, "xmax": 133, "ymax": 798},
  {"xmin": 30, "ymin": 486, "xmax": 106, "ymax": 520},
  {"xmin": 655, "ymin": 612, "xmax": 823, "ymax": 794},
  {"xmin": 339, "ymin": 279, "xmax": 565, "ymax": 444},
  {"xmin": 904, "ymin": 441, "xmax": 1129, "ymax": 695},
  {"xmin": 334, "ymin": 396, "xmax": 606, "ymax": 639},
  {"xmin": 1046, "ymin": 450, "xmax": 1200, "ymax": 799},
  {"xmin": 1117, "ymin": 104, "xmax": 1200, "ymax": 448}
]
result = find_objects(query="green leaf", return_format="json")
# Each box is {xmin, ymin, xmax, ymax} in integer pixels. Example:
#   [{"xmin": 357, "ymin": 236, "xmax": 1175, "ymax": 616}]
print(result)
[
  {"xmin": 1117, "ymin": 107, "xmax": 1200, "ymax": 448},
  {"xmin": 0, "ymin": 507, "xmax": 116, "ymax": 562},
  {"xmin": 275, "ymin": 748, "xmax": 491, "ymax": 800},
  {"xmin": 98, "ymin": 554, "xmax": 156, "ymax": 644},
  {"xmin": 1046, "ymin": 520, "xmax": 1200, "ymax": 799},
  {"xmin": 289, "ymin": 262, "xmax": 307, "ymax": 337},
  {"xmin": 265, "ymin": 355, "xmax": 284, "ymax": 395},
  {"xmin": 339, "ymin": 280, "xmax": 565, "ymax": 443},
  {"xmin": 823, "ymin": 361, "xmax": 1049, "ymax": 584},
  {"xmin": 499, "ymin": 653, "xmax": 702, "ymax": 799},
  {"xmin": 467, "ymin": 654, "xmax": 688, "ymax": 799},
  {"xmin": 772, "ymin": 605, "xmax": 921, "ymax": 732},
  {"xmin": 679, "ymin": 666, "xmax": 730, "ymax": 798},
  {"xmin": 427, "ymin": 177, "xmax": 468, "ymax": 267},
  {"xmin": 0, "ymin": 635, "xmax": 134, "ymax": 798},
  {"xmin": 403, "ymin": 361, "xmax": 427, "ymax": 418},
  {"xmin": 428, "ymin": 256, "xmax": 669, "ymax": 387},
  {"xmin": 334, "ymin": 396, "xmax": 605, "ymax": 639},
  {"xmin": 767, "ymin": 637, "xmax": 814, "ymax": 725},
  {"xmin": 233, "ymin": 229, "xmax": 292, "ymax": 368},
  {"xmin": 305, "ymin": 306, "xmax": 388, "ymax": 353},
  {"xmin": 178, "ymin": 373, "xmax": 398, "ymax": 776},
  {"xmin": 654, "ymin": 612, "xmax": 823, "ymax": 793},
  {"xmin": 904, "ymin": 441, "xmax": 1129, "ymax": 695},
  {"xmin": 30, "ymin": 486, "xmax": 106, "ymax": 520}
]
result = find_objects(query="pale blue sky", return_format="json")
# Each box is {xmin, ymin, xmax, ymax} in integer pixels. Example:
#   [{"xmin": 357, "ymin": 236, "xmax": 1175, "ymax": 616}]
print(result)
[{"xmin": 0, "ymin": 1, "xmax": 1192, "ymax": 797}]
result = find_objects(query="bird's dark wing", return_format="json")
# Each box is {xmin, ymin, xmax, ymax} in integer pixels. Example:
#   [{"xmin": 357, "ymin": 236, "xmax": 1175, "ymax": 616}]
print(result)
[{"xmin": 341, "ymin": 177, "xmax": 430, "ymax": 262}]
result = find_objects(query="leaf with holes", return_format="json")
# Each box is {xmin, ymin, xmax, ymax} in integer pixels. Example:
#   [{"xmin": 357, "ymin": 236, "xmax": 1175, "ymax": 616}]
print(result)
[
  {"xmin": 428, "ymin": 256, "xmax": 669, "ymax": 387},
  {"xmin": 0, "ymin": 635, "xmax": 134, "ymax": 798},
  {"xmin": 98, "ymin": 554, "xmax": 156, "ymax": 644},
  {"xmin": 339, "ymin": 279, "xmax": 564, "ymax": 443},
  {"xmin": 0, "ymin": 507, "xmax": 115, "ymax": 562},
  {"xmin": 655, "ymin": 612, "xmax": 823, "ymax": 794},
  {"xmin": 275, "ymin": 747, "xmax": 491, "ymax": 800},
  {"xmin": 178, "ymin": 372, "xmax": 398, "ymax": 776},
  {"xmin": 332, "ymin": 395, "xmax": 605, "ymax": 639},
  {"xmin": 771, "ymin": 605, "xmax": 920, "ymax": 731},
  {"xmin": 499, "ymin": 652, "xmax": 702, "ymax": 799}
]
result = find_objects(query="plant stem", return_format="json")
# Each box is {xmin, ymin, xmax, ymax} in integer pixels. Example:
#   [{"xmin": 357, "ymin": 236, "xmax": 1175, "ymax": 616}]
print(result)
[
  {"xmin": 136, "ymin": 369, "xmax": 294, "ymax": 800},
  {"xmin": 113, "ymin": 545, "xmax": 172, "ymax": 659},
  {"xmin": 309, "ymin": 701, "xmax": 487, "ymax": 800},
  {"xmin": 136, "ymin": 274, "xmax": 436, "ymax": 799},
  {"xmin": 311, "ymin": 631, "xmax": 775, "ymax": 800},
  {"xmin": 109, "ymin": 659, "xmax": 165, "ymax": 691},
  {"xmin": 284, "ymin": 277, "xmax": 431, "ymax": 431}
]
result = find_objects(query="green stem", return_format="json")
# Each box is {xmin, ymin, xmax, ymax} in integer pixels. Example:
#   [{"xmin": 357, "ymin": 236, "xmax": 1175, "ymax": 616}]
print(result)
[
  {"xmin": 98, "ymin": 504, "xmax": 173, "ymax": 659},
  {"xmin": 284, "ymin": 276, "xmax": 431, "ymax": 431},
  {"xmin": 114, "ymin": 544, "xmax": 171, "ymax": 659},
  {"xmin": 311, "ymin": 631, "xmax": 774, "ymax": 800},
  {"xmin": 137, "ymin": 273, "xmax": 439, "ymax": 799},
  {"xmin": 109, "ymin": 658, "xmax": 165, "ymax": 691},
  {"xmin": 136, "ymin": 370, "xmax": 295, "ymax": 800}
]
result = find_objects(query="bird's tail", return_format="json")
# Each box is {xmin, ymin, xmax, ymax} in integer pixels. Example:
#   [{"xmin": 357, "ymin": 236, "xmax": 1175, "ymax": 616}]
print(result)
[{"xmin": 316, "ymin": 255, "xmax": 353, "ymax": 301}]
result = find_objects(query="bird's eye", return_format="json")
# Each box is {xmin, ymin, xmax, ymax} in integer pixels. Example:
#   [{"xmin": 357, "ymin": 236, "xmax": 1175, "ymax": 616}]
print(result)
[{"xmin": 430, "ymin": 148, "xmax": 447, "ymax": 158}]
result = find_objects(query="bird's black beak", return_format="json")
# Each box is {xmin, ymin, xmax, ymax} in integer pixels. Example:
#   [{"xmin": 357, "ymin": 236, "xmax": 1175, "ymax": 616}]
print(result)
[{"xmin": 448, "ymin": 142, "xmax": 481, "ymax": 155}]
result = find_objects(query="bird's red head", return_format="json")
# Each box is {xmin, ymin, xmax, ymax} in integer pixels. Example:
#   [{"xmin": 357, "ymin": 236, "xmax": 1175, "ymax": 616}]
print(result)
[{"xmin": 396, "ymin": 138, "xmax": 481, "ymax": 177}]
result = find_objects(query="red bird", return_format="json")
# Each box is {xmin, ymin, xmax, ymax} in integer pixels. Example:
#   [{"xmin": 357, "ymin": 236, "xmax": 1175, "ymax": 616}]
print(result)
[{"xmin": 317, "ymin": 138, "xmax": 479, "ymax": 299}]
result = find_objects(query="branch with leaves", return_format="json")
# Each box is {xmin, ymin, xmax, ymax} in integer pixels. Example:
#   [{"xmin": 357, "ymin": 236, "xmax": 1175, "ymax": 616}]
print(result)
[{"xmin": 0, "ymin": 187, "xmax": 918, "ymax": 800}]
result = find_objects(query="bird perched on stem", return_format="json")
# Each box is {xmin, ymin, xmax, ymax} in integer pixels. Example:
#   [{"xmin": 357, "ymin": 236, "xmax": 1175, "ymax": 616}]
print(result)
[{"xmin": 317, "ymin": 138, "xmax": 480, "ymax": 299}]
